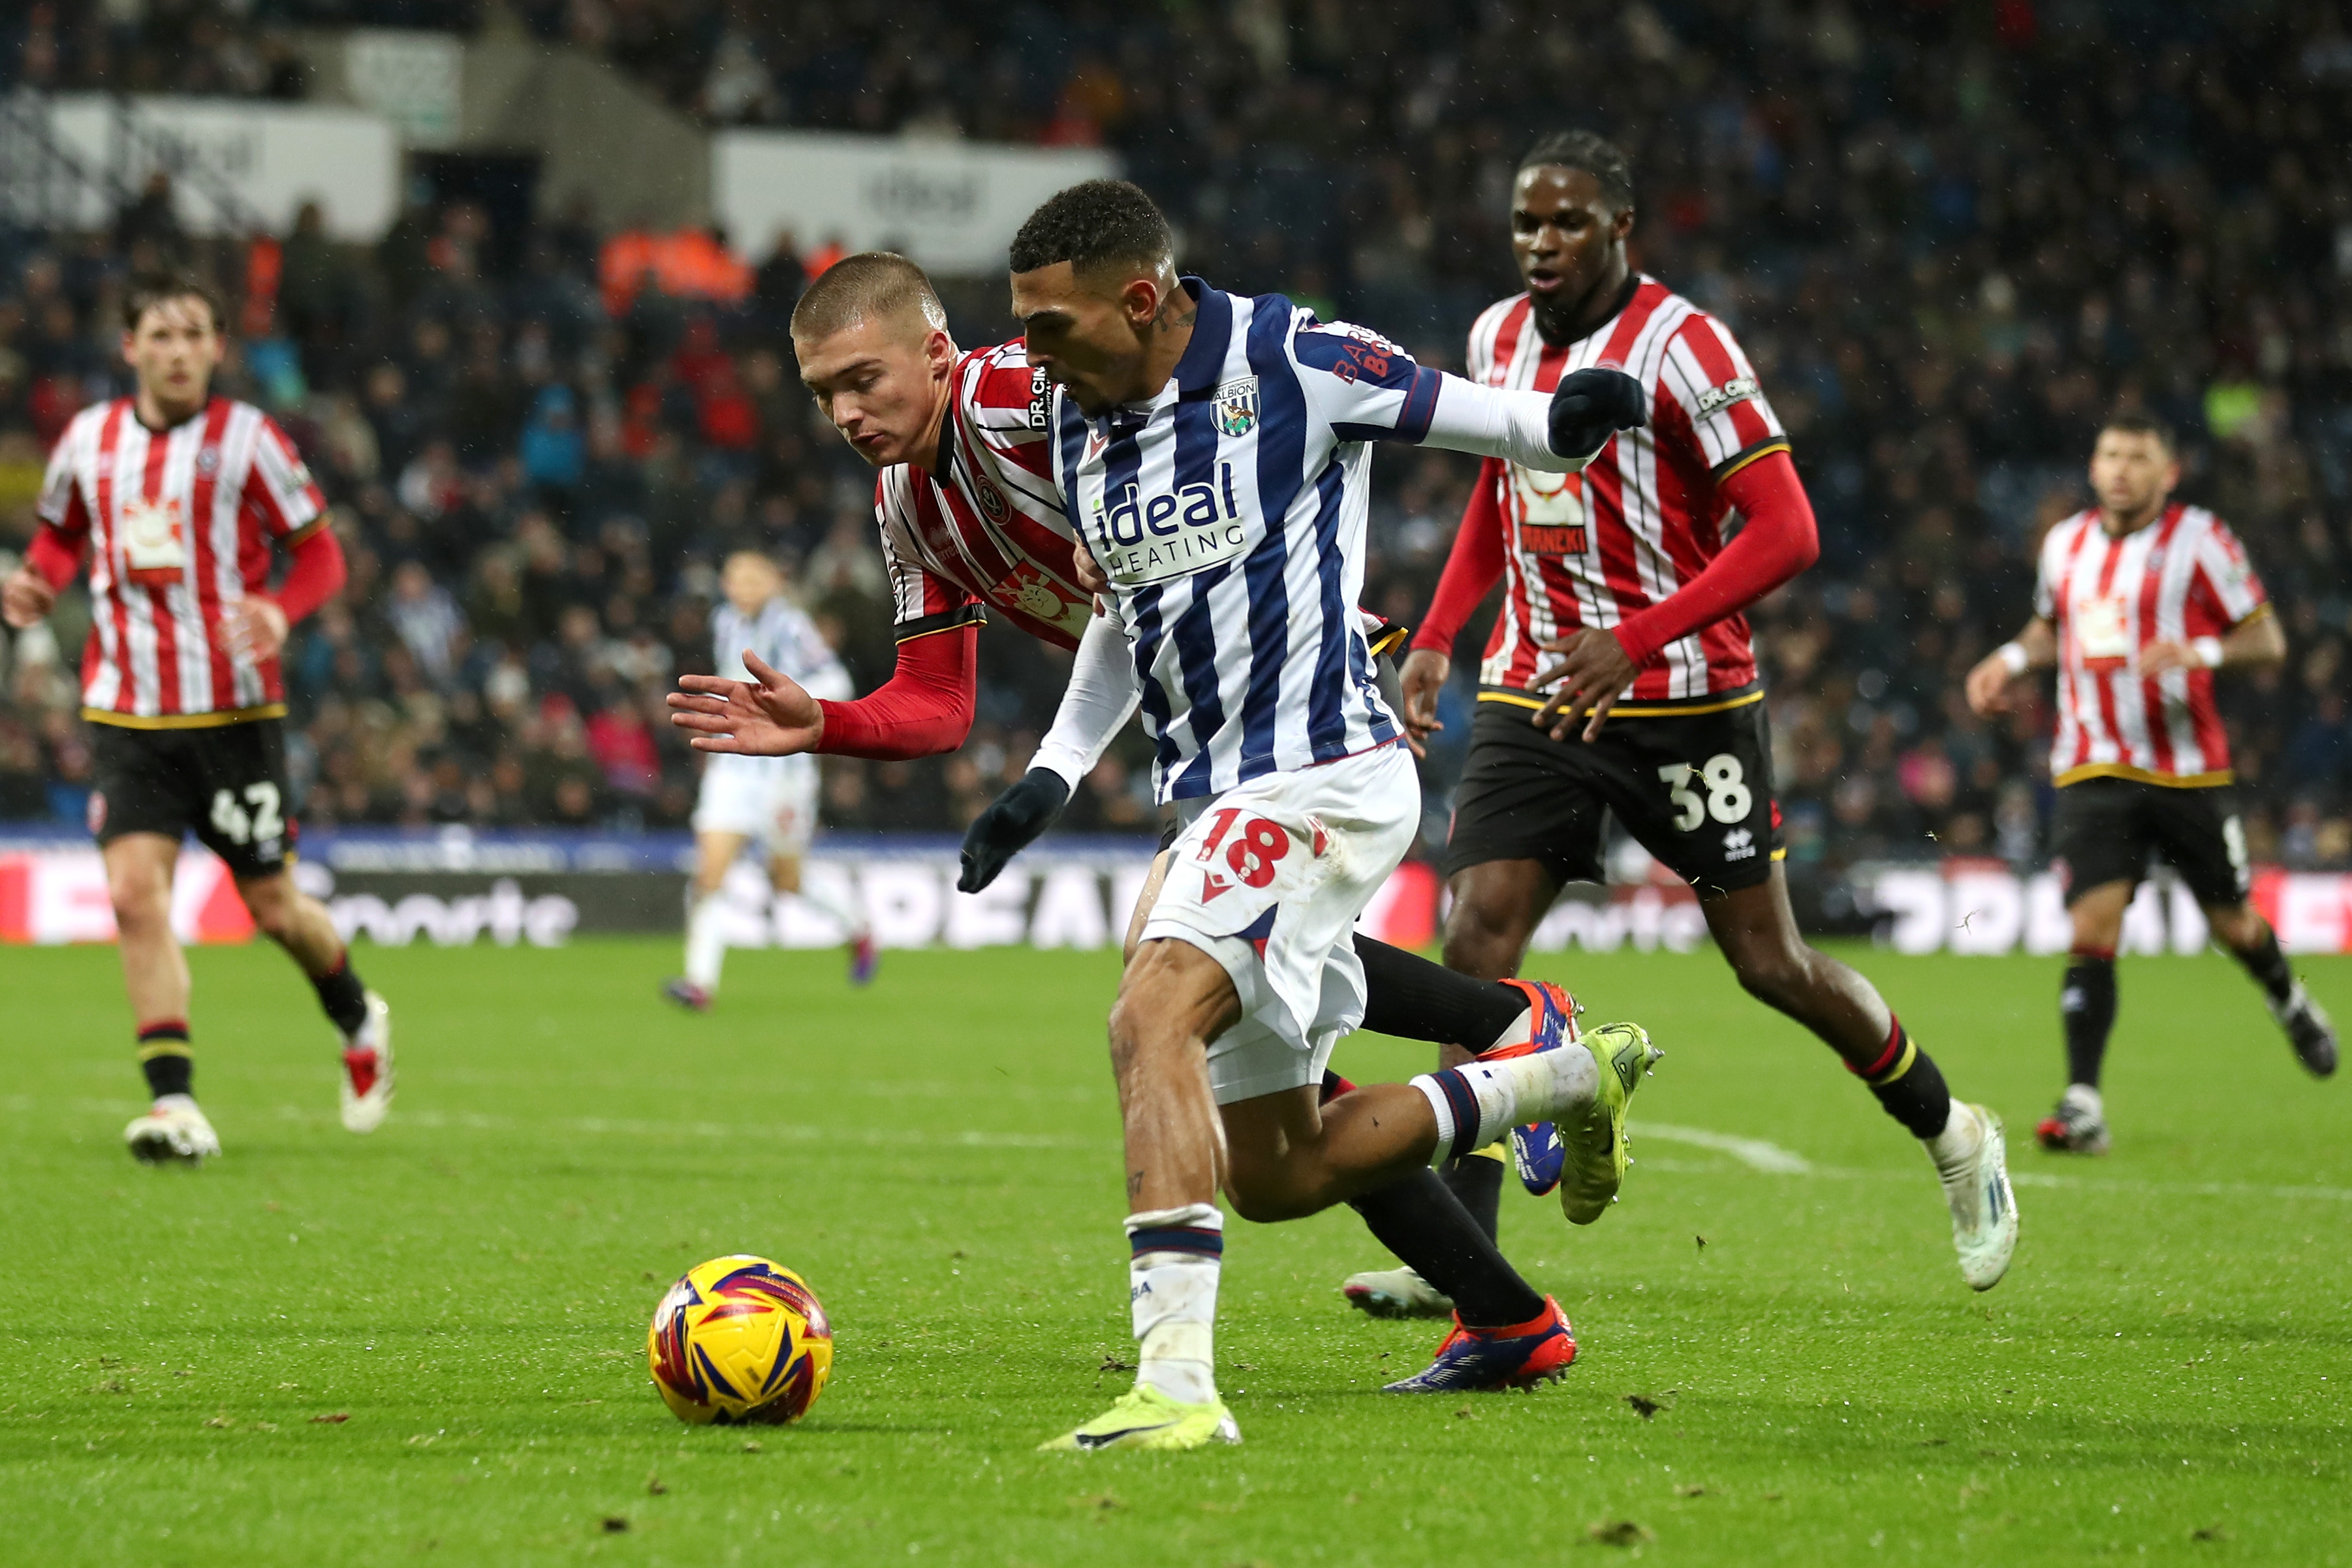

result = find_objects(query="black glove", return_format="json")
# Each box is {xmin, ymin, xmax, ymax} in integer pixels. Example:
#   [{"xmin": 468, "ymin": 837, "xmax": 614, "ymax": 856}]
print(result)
[
  {"xmin": 1548, "ymin": 366, "xmax": 1648, "ymax": 462},
  {"xmin": 958, "ymin": 768, "xmax": 1073, "ymax": 892}
]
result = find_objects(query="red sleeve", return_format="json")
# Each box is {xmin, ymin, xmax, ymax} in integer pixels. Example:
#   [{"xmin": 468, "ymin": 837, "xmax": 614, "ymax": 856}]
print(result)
[
  {"xmin": 1408, "ymin": 457, "xmax": 1509, "ymax": 655},
  {"xmin": 266, "ymin": 524, "xmax": 347, "ymax": 624},
  {"xmin": 1608, "ymin": 450, "xmax": 1818, "ymax": 670},
  {"xmin": 25, "ymin": 524, "xmax": 85, "ymax": 591},
  {"xmin": 813, "ymin": 623, "xmax": 979, "ymax": 760}
]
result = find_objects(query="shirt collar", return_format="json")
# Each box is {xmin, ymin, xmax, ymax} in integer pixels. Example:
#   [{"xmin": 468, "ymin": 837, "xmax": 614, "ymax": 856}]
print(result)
[
  {"xmin": 1093, "ymin": 278, "xmax": 1232, "ymax": 437},
  {"xmin": 1170, "ymin": 277, "xmax": 1231, "ymax": 395}
]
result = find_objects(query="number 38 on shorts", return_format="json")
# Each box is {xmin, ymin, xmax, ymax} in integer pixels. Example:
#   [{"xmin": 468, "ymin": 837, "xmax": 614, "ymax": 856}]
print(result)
[{"xmin": 1656, "ymin": 753, "xmax": 1753, "ymax": 832}]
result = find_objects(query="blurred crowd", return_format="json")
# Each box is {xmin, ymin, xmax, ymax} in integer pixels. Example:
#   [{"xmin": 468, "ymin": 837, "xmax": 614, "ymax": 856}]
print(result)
[{"xmin": 4, "ymin": 0, "xmax": 2352, "ymax": 875}]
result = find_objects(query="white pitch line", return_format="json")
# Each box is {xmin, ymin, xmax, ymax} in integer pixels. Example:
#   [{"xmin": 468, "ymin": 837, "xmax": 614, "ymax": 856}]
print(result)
[{"xmin": 1631, "ymin": 1120, "xmax": 1812, "ymax": 1173}]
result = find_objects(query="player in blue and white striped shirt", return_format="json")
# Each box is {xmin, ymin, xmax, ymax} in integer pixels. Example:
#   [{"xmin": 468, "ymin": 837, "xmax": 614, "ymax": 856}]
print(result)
[
  {"xmin": 664, "ymin": 552, "xmax": 873, "ymax": 1011},
  {"xmin": 1009, "ymin": 181, "xmax": 1663, "ymax": 1453}
]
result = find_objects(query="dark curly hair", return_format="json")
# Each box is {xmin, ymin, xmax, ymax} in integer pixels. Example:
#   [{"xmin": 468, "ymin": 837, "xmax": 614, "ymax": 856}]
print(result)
[
  {"xmin": 1518, "ymin": 130, "xmax": 1635, "ymax": 210},
  {"xmin": 1009, "ymin": 179, "xmax": 1173, "ymax": 277}
]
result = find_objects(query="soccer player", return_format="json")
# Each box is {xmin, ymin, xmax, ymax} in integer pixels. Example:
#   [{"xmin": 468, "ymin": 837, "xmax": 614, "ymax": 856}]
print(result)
[
  {"xmin": 672, "ymin": 248, "xmax": 1616, "ymax": 1398},
  {"xmin": 679, "ymin": 182, "xmax": 1664, "ymax": 1449},
  {"xmin": 0, "ymin": 272, "xmax": 391, "ymax": 1163},
  {"xmin": 1394, "ymin": 131, "xmax": 2017, "ymax": 1290},
  {"xmin": 1965, "ymin": 413, "xmax": 2334, "ymax": 1152},
  {"xmin": 663, "ymin": 549, "xmax": 874, "ymax": 1011}
]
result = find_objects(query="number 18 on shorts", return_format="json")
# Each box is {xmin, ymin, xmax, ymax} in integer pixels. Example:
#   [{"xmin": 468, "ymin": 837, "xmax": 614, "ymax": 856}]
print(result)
[{"xmin": 1139, "ymin": 744, "xmax": 1421, "ymax": 1106}]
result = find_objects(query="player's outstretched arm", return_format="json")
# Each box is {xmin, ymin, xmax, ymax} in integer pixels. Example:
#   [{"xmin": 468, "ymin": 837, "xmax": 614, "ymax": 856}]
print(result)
[
  {"xmin": 1417, "ymin": 369, "xmax": 1645, "ymax": 472},
  {"xmin": 668, "ymin": 650, "xmax": 826, "ymax": 756},
  {"xmin": 1966, "ymin": 618, "xmax": 2057, "ymax": 714}
]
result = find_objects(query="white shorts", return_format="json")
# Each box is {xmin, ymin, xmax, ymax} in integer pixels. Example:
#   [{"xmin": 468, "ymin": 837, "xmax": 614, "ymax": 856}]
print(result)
[
  {"xmin": 1139, "ymin": 742, "xmax": 1419, "ymax": 1106},
  {"xmin": 691, "ymin": 753, "xmax": 820, "ymax": 858}
]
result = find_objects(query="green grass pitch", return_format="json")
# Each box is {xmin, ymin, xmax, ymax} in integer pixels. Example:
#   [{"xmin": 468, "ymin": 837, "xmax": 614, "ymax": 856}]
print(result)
[{"xmin": 1, "ymin": 935, "xmax": 2345, "ymax": 1565}]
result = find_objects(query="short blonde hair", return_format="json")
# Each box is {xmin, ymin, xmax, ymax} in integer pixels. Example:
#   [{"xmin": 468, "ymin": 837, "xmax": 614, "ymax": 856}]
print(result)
[{"xmin": 789, "ymin": 252, "xmax": 947, "ymax": 344}]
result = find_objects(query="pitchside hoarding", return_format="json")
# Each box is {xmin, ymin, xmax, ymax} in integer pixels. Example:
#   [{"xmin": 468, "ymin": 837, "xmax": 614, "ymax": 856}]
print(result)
[{"xmin": 2, "ymin": 832, "xmax": 2347, "ymax": 954}]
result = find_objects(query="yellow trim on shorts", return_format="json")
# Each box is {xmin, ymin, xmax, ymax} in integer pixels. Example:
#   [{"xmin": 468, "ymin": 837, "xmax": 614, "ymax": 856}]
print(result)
[
  {"xmin": 1466, "ymin": 1141, "xmax": 1509, "ymax": 1164},
  {"xmin": 1476, "ymin": 689, "xmax": 1766, "ymax": 719},
  {"xmin": 82, "ymin": 703, "xmax": 287, "ymax": 730},
  {"xmin": 136, "ymin": 1041, "xmax": 193, "ymax": 1062},
  {"xmin": 1771, "ymin": 847, "xmax": 1787, "ymax": 861},
  {"xmin": 2054, "ymin": 763, "xmax": 2233, "ymax": 789}
]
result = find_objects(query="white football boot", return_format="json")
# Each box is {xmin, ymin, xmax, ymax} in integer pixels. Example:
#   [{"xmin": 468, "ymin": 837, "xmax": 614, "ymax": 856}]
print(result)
[
  {"xmin": 339, "ymin": 990, "xmax": 395, "ymax": 1133},
  {"xmin": 125, "ymin": 1095, "xmax": 221, "ymax": 1165},
  {"xmin": 1341, "ymin": 1265, "xmax": 1456, "ymax": 1319},
  {"xmin": 1930, "ymin": 1101, "xmax": 2017, "ymax": 1291}
]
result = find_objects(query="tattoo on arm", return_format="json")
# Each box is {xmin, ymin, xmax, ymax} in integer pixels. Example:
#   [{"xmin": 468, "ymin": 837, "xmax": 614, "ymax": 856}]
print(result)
[{"xmin": 1127, "ymin": 1170, "xmax": 1145, "ymax": 1199}]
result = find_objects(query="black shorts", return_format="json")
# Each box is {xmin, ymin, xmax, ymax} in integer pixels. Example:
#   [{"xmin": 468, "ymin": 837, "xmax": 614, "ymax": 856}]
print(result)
[
  {"xmin": 2050, "ymin": 776, "xmax": 2249, "ymax": 909},
  {"xmin": 88, "ymin": 717, "xmax": 298, "ymax": 879},
  {"xmin": 1444, "ymin": 693, "xmax": 1782, "ymax": 898}
]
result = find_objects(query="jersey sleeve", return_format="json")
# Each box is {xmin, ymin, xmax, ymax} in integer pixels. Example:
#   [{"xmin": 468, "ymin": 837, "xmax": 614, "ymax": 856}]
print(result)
[
  {"xmin": 1656, "ymin": 312, "xmax": 1787, "ymax": 475},
  {"xmin": 35, "ymin": 414, "xmax": 92, "ymax": 537},
  {"xmin": 2033, "ymin": 533, "xmax": 2060, "ymax": 623},
  {"xmin": 1289, "ymin": 317, "xmax": 1445, "ymax": 444},
  {"xmin": 243, "ymin": 416, "xmax": 328, "ymax": 539},
  {"xmin": 2191, "ymin": 518, "xmax": 2268, "ymax": 625},
  {"xmin": 875, "ymin": 471, "xmax": 987, "ymax": 640}
]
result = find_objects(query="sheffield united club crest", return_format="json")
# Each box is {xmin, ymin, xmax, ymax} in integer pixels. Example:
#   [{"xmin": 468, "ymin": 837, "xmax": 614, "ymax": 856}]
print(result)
[{"xmin": 1214, "ymin": 377, "xmax": 1259, "ymax": 437}]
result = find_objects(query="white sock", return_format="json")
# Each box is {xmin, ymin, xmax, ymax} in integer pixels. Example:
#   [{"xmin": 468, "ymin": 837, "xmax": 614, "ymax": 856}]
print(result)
[
  {"xmin": 1413, "ymin": 1046, "xmax": 1596, "ymax": 1165},
  {"xmin": 684, "ymin": 893, "xmax": 731, "ymax": 990},
  {"xmin": 1925, "ymin": 1099, "xmax": 1983, "ymax": 1180},
  {"xmin": 790, "ymin": 884, "xmax": 869, "ymax": 941},
  {"xmin": 2060, "ymin": 1083, "xmax": 2103, "ymax": 1119},
  {"xmin": 1125, "ymin": 1203, "xmax": 1221, "ymax": 1406},
  {"xmin": 154, "ymin": 1093, "xmax": 197, "ymax": 1112}
]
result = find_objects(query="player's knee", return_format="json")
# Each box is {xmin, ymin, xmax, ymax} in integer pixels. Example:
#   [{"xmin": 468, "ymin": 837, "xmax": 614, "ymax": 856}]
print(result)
[
  {"xmin": 1730, "ymin": 943, "xmax": 1809, "ymax": 1009},
  {"xmin": 240, "ymin": 879, "xmax": 299, "ymax": 941},
  {"xmin": 107, "ymin": 868, "xmax": 169, "ymax": 929},
  {"xmin": 1221, "ymin": 1167, "xmax": 1308, "ymax": 1225}
]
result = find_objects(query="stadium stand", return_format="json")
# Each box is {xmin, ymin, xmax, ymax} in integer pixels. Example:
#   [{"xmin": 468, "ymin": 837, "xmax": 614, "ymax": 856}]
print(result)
[{"xmin": 1, "ymin": 1, "xmax": 2349, "ymax": 879}]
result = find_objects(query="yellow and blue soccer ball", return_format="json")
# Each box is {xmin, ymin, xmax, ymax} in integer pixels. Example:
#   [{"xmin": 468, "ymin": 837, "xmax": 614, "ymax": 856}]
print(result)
[{"xmin": 647, "ymin": 1255, "xmax": 832, "ymax": 1425}]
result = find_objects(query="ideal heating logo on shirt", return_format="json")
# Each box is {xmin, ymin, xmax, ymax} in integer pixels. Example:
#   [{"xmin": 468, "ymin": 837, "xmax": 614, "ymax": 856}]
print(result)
[{"xmin": 1088, "ymin": 462, "xmax": 1254, "ymax": 586}]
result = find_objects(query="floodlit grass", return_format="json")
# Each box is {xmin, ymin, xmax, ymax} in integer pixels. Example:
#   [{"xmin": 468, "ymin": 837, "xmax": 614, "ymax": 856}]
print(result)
[{"xmin": 1, "ymin": 935, "xmax": 2345, "ymax": 1565}]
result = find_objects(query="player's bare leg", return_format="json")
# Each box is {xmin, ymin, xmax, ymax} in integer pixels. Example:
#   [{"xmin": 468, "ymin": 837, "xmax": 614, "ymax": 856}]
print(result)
[
  {"xmin": 670, "ymin": 828, "xmax": 749, "ymax": 1009},
  {"xmin": 769, "ymin": 850, "xmax": 876, "ymax": 988},
  {"xmin": 1702, "ymin": 864, "xmax": 2013, "ymax": 1288},
  {"xmin": 1427, "ymin": 857, "xmax": 1562, "ymax": 1236},
  {"xmin": 1076, "ymin": 936, "xmax": 1609, "ymax": 1446},
  {"xmin": 2203, "ymin": 900, "xmax": 2336, "ymax": 1076},
  {"xmin": 107, "ymin": 834, "xmax": 191, "ymax": 1030},
  {"xmin": 237, "ymin": 868, "xmax": 392, "ymax": 1132},
  {"xmin": 106, "ymin": 834, "xmax": 218, "ymax": 1162},
  {"xmin": 2041, "ymin": 879, "xmax": 2133, "ymax": 1151}
]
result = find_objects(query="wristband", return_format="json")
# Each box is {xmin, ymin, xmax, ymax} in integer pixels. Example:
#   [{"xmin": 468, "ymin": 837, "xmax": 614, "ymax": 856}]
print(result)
[
  {"xmin": 1996, "ymin": 642, "xmax": 2029, "ymax": 675},
  {"xmin": 2190, "ymin": 636, "xmax": 2224, "ymax": 670}
]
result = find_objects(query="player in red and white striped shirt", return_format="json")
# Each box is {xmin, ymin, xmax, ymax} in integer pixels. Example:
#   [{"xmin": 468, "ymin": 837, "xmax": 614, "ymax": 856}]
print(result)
[
  {"xmin": 1, "ymin": 272, "xmax": 393, "ymax": 1163},
  {"xmin": 1968, "ymin": 413, "xmax": 2332, "ymax": 1152},
  {"xmin": 1398, "ymin": 131, "xmax": 2016, "ymax": 1291}
]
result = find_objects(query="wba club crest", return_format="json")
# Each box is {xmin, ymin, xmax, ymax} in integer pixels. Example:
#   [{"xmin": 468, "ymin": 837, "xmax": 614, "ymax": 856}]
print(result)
[{"xmin": 1214, "ymin": 377, "xmax": 1259, "ymax": 437}]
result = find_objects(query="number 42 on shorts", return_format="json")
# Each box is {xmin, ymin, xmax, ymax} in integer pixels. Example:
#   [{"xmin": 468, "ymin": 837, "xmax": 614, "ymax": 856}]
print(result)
[
  {"xmin": 1657, "ymin": 754, "xmax": 1751, "ymax": 832},
  {"xmin": 210, "ymin": 782, "xmax": 284, "ymax": 845}
]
